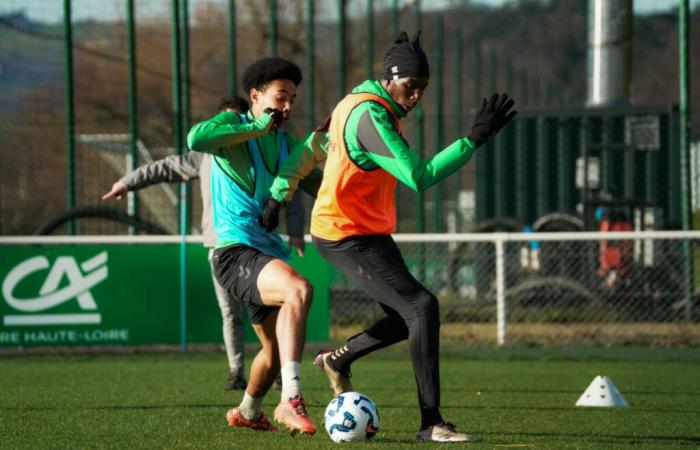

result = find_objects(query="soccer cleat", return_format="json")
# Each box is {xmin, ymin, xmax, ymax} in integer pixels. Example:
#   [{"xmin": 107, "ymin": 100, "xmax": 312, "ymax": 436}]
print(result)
[
  {"xmin": 273, "ymin": 395, "xmax": 317, "ymax": 435},
  {"xmin": 313, "ymin": 350, "xmax": 353, "ymax": 397},
  {"xmin": 416, "ymin": 422, "xmax": 477, "ymax": 442},
  {"xmin": 226, "ymin": 407, "xmax": 278, "ymax": 431},
  {"xmin": 224, "ymin": 372, "xmax": 248, "ymax": 391}
]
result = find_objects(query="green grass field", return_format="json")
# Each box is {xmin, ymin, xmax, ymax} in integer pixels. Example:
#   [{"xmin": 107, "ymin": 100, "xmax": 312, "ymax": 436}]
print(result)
[{"xmin": 2, "ymin": 348, "xmax": 699, "ymax": 449}]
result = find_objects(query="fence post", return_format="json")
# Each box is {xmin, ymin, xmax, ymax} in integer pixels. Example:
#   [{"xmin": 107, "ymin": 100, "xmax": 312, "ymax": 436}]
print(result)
[
  {"xmin": 337, "ymin": 0, "xmax": 346, "ymax": 99},
  {"xmin": 306, "ymin": 0, "xmax": 315, "ymax": 131},
  {"xmin": 228, "ymin": 0, "xmax": 237, "ymax": 94},
  {"xmin": 432, "ymin": 14, "xmax": 445, "ymax": 232},
  {"xmin": 495, "ymin": 236, "xmax": 506, "ymax": 346},
  {"xmin": 63, "ymin": 0, "xmax": 76, "ymax": 235},
  {"xmin": 171, "ymin": 0, "xmax": 187, "ymax": 353},
  {"xmin": 127, "ymin": 0, "xmax": 138, "ymax": 236},
  {"xmin": 269, "ymin": 0, "xmax": 278, "ymax": 56}
]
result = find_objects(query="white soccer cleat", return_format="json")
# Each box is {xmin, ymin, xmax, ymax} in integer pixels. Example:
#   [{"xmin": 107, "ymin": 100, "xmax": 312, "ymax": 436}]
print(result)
[{"xmin": 416, "ymin": 422, "xmax": 477, "ymax": 442}]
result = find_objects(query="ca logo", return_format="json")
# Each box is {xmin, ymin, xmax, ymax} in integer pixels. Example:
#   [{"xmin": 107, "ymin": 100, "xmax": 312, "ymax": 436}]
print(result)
[{"xmin": 2, "ymin": 252, "xmax": 108, "ymax": 326}]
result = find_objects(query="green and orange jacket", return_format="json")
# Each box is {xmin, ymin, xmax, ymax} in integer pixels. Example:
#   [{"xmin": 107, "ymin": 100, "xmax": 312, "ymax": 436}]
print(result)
[{"xmin": 269, "ymin": 79, "xmax": 478, "ymax": 203}]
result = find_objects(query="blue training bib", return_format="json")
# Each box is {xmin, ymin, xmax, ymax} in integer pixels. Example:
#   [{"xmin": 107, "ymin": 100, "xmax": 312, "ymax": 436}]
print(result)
[{"xmin": 210, "ymin": 114, "xmax": 289, "ymax": 260}]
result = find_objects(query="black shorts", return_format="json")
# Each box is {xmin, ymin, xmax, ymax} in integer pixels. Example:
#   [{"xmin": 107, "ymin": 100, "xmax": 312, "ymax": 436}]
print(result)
[{"xmin": 212, "ymin": 244, "xmax": 279, "ymax": 325}]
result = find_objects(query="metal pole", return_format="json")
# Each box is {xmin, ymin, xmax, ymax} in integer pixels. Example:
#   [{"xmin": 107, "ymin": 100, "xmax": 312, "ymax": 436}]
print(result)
[
  {"xmin": 127, "ymin": 0, "xmax": 138, "ymax": 236},
  {"xmin": 171, "ymin": 0, "xmax": 187, "ymax": 353},
  {"xmin": 269, "ymin": 0, "xmax": 278, "ymax": 56},
  {"xmin": 452, "ymin": 28, "xmax": 463, "ymax": 231},
  {"xmin": 495, "ymin": 237, "xmax": 506, "ymax": 346},
  {"xmin": 474, "ymin": 39, "xmax": 489, "ymax": 223},
  {"xmin": 679, "ymin": 0, "xmax": 693, "ymax": 320},
  {"xmin": 414, "ymin": 0, "xmax": 424, "ymax": 234},
  {"xmin": 679, "ymin": 0, "xmax": 691, "ymax": 232},
  {"xmin": 519, "ymin": 69, "xmax": 528, "ymax": 107},
  {"xmin": 432, "ymin": 14, "xmax": 444, "ymax": 232},
  {"xmin": 63, "ymin": 0, "xmax": 76, "ymax": 235},
  {"xmin": 366, "ymin": 0, "xmax": 374, "ymax": 80},
  {"xmin": 306, "ymin": 0, "xmax": 315, "ymax": 131},
  {"xmin": 180, "ymin": 0, "xmax": 191, "ymax": 235},
  {"xmin": 391, "ymin": 0, "xmax": 399, "ymax": 39},
  {"xmin": 228, "ymin": 0, "xmax": 237, "ymax": 95},
  {"xmin": 338, "ymin": 0, "xmax": 346, "ymax": 99}
]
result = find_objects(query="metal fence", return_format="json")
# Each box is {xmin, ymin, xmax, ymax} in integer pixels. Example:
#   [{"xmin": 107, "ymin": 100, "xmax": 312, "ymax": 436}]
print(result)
[
  {"xmin": 328, "ymin": 231, "xmax": 700, "ymax": 347},
  {"xmin": 1, "ymin": 1, "xmax": 697, "ymax": 237}
]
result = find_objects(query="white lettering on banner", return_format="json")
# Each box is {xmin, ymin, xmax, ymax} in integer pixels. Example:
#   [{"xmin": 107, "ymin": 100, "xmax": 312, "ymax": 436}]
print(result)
[
  {"xmin": 0, "ymin": 331, "xmax": 20, "ymax": 344},
  {"xmin": 21, "ymin": 329, "xmax": 129, "ymax": 344},
  {"xmin": 2, "ymin": 252, "xmax": 108, "ymax": 326}
]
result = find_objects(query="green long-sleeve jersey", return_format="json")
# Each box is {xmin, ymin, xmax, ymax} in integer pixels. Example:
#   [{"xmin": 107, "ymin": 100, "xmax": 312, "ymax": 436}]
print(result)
[
  {"xmin": 187, "ymin": 110, "xmax": 288, "ymax": 196},
  {"xmin": 269, "ymin": 79, "xmax": 478, "ymax": 202}
]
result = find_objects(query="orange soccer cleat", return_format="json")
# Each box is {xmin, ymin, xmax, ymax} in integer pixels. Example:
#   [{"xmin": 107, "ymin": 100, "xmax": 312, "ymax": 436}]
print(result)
[
  {"xmin": 226, "ymin": 407, "xmax": 278, "ymax": 432},
  {"xmin": 273, "ymin": 395, "xmax": 317, "ymax": 435}
]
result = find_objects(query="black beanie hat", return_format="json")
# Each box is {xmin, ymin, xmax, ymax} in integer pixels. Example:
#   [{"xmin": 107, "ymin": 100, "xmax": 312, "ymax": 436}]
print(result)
[{"xmin": 383, "ymin": 31, "xmax": 430, "ymax": 80}]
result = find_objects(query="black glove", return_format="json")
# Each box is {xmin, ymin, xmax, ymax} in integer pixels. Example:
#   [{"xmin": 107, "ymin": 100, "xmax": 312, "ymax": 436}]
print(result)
[
  {"xmin": 259, "ymin": 197, "xmax": 283, "ymax": 231},
  {"xmin": 263, "ymin": 107, "xmax": 284, "ymax": 127},
  {"xmin": 467, "ymin": 93, "xmax": 517, "ymax": 147}
]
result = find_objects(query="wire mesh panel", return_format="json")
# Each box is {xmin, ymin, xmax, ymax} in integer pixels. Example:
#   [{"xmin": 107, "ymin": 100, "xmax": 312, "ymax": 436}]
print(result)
[{"xmin": 328, "ymin": 232, "xmax": 700, "ymax": 347}]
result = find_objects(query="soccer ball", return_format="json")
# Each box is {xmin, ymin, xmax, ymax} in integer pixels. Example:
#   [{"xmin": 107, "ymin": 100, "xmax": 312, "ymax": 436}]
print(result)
[{"xmin": 323, "ymin": 392, "xmax": 380, "ymax": 443}]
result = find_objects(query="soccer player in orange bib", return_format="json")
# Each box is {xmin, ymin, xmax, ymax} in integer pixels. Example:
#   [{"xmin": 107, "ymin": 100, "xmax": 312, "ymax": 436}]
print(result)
[{"xmin": 262, "ymin": 32, "xmax": 516, "ymax": 442}]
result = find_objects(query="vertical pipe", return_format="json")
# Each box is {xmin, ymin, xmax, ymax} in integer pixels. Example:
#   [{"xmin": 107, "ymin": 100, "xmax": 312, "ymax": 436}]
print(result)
[
  {"xmin": 494, "ymin": 58, "xmax": 512, "ymax": 217},
  {"xmin": 180, "ymin": 0, "xmax": 191, "ymax": 235},
  {"xmin": 474, "ymin": 39, "xmax": 488, "ymax": 223},
  {"xmin": 269, "ymin": 0, "xmax": 278, "ymax": 56},
  {"xmin": 495, "ymin": 237, "xmax": 506, "ymax": 346},
  {"xmin": 557, "ymin": 117, "xmax": 572, "ymax": 212},
  {"xmin": 532, "ymin": 74, "xmax": 540, "ymax": 108},
  {"xmin": 171, "ymin": 0, "xmax": 186, "ymax": 353},
  {"xmin": 483, "ymin": 49, "xmax": 497, "ymax": 219},
  {"xmin": 452, "ymin": 29, "xmax": 463, "ymax": 201},
  {"xmin": 679, "ymin": 0, "xmax": 693, "ymax": 320},
  {"xmin": 432, "ymin": 14, "xmax": 444, "ymax": 232},
  {"xmin": 228, "ymin": 0, "xmax": 237, "ymax": 95},
  {"xmin": 414, "ymin": 0, "xmax": 424, "ymax": 235},
  {"xmin": 516, "ymin": 69, "xmax": 528, "ymax": 222},
  {"xmin": 366, "ymin": 0, "xmax": 374, "ymax": 80},
  {"xmin": 306, "ymin": 0, "xmax": 315, "ymax": 131},
  {"xmin": 679, "ymin": 0, "xmax": 691, "ymax": 232},
  {"xmin": 337, "ymin": 0, "xmax": 346, "ymax": 99},
  {"xmin": 391, "ymin": 0, "xmax": 399, "ymax": 39},
  {"xmin": 63, "ymin": 0, "xmax": 75, "ymax": 235},
  {"xmin": 519, "ymin": 69, "xmax": 528, "ymax": 108},
  {"xmin": 127, "ymin": 0, "xmax": 138, "ymax": 236},
  {"xmin": 536, "ymin": 116, "xmax": 548, "ymax": 219}
]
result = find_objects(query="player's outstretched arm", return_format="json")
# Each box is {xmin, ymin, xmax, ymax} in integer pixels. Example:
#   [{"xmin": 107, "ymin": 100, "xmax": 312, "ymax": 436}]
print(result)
[
  {"xmin": 187, "ymin": 110, "xmax": 275, "ymax": 155},
  {"xmin": 101, "ymin": 152, "xmax": 203, "ymax": 200},
  {"xmin": 357, "ymin": 94, "xmax": 516, "ymax": 192}
]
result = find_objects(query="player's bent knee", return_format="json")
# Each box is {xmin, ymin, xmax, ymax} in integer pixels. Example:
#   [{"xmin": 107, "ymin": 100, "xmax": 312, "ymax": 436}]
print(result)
[
  {"xmin": 412, "ymin": 291, "xmax": 439, "ymax": 320},
  {"xmin": 285, "ymin": 277, "xmax": 313, "ymax": 310}
]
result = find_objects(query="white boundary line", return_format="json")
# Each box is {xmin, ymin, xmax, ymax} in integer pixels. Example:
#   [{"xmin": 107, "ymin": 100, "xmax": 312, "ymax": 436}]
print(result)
[{"xmin": 1, "ymin": 231, "xmax": 700, "ymax": 245}]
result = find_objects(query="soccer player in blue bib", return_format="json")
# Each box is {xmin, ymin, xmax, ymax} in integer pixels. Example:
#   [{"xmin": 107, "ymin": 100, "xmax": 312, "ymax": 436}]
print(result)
[{"xmin": 187, "ymin": 57, "xmax": 320, "ymax": 435}]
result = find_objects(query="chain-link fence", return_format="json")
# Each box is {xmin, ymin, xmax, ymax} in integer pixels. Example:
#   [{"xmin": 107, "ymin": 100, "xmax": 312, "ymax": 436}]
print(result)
[
  {"xmin": 2, "ymin": 1, "xmax": 698, "ymax": 237},
  {"xmin": 328, "ymin": 231, "xmax": 700, "ymax": 347}
]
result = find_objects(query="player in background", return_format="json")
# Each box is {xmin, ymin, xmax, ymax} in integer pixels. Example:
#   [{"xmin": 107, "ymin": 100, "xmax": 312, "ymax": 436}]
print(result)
[
  {"xmin": 102, "ymin": 95, "xmax": 305, "ymax": 392},
  {"xmin": 187, "ymin": 57, "xmax": 321, "ymax": 434},
  {"xmin": 261, "ymin": 32, "xmax": 516, "ymax": 442}
]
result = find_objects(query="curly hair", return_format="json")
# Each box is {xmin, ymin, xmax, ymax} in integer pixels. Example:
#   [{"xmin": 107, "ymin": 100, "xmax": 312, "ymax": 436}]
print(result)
[
  {"xmin": 217, "ymin": 95, "xmax": 249, "ymax": 113},
  {"xmin": 241, "ymin": 57, "xmax": 302, "ymax": 93}
]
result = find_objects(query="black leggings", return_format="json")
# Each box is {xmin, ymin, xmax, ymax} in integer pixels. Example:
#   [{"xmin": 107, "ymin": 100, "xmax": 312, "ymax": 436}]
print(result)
[{"xmin": 313, "ymin": 234, "xmax": 440, "ymax": 411}]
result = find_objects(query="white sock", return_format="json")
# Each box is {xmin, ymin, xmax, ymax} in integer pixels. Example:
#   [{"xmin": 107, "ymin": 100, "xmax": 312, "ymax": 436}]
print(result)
[
  {"xmin": 239, "ymin": 392, "xmax": 263, "ymax": 420},
  {"xmin": 280, "ymin": 361, "xmax": 302, "ymax": 401}
]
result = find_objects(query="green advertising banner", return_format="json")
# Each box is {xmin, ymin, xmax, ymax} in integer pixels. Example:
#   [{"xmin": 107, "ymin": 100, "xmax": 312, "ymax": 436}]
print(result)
[{"xmin": 0, "ymin": 238, "xmax": 329, "ymax": 348}]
